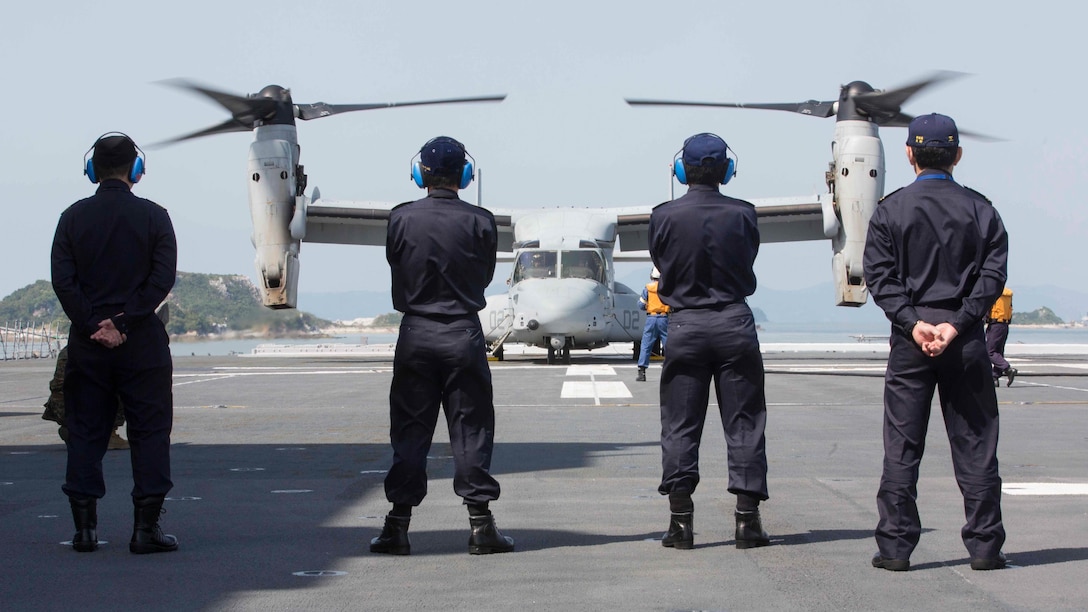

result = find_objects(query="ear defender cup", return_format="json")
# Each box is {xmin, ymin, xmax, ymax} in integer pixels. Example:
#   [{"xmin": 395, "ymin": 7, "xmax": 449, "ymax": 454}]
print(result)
[
  {"xmin": 85, "ymin": 158, "xmax": 98, "ymax": 184},
  {"xmin": 411, "ymin": 161, "xmax": 425, "ymax": 188},
  {"xmin": 721, "ymin": 158, "xmax": 736, "ymax": 185},
  {"xmin": 129, "ymin": 156, "xmax": 145, "ymax": 183},
  {"xmin": 410, "ymin": 157, "xmax": 474, "ymax": 189},
  {"xmin": 83, "ymin": 132, "xmax": 145, "ymax": 184},
  {"xmin": 459, "ymin": 160, "xmax": 475, "ymax": 190},
  {"xmin": 672, "ymin": 157, "xmax": 687, "ymax": 185}
]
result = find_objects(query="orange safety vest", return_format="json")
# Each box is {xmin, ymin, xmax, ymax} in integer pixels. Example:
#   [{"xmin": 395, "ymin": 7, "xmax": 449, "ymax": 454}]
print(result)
[
  {"xmin": 645, "ymin": 281, "xmax": 670, "ymax": 315},
  {"xmin": 989, "ymin": 287, "xmax": 1013, "ymax": 323}
]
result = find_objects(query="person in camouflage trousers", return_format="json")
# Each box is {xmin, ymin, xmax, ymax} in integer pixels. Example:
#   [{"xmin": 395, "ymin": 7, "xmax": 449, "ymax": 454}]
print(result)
[
  {"xmin": 42, "ymin": 303, "xmax": 169, "ymax": 449},
  {"xmin": 42, "ymin": 346, "xmax": 128, "ymax": 449}
]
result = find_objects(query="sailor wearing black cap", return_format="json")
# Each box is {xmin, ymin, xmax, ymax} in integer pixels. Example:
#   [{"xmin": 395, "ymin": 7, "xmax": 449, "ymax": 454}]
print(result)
[
  {"xmin": 369, "ymin": 136, "xmax": 514, "ymax": 556},
  {"xmin": 51, "ymin": 132, "xmax": 179, "ymax": 554},
  {"xmin": 648, "ymin": 133, "xmax": 771, "ymax": 551},
  {"xmin": 864, "ymin": 113, "xmax": 1009, "ymax": 572}
]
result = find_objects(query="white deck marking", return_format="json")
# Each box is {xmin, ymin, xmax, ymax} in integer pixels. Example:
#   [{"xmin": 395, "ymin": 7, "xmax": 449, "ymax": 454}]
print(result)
[
  {"xmin": 561, "ymin": 381, "xmax": 633, "ymax": 403},
  {"xmin": 1002, "ymin": 483, "xmax": 1088, "ymax": 496},
  {"xmin": 565, "ymin": 365, "xmax": 618, "ymax": 376}
]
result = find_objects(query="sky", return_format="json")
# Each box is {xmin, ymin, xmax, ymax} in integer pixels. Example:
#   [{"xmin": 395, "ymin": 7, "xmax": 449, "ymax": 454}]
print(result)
[{"xmin": 2, "ymin": 0, "xmax": 1084, "ymax": 310}]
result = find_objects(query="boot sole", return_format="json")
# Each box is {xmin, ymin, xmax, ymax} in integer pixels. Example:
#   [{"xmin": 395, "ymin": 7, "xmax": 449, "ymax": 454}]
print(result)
[
  {"xmin": 370, "ymin": 546, "xmax": 410, "ymax": 555},
  {"xmin": 469, "ymin": 544, "xmax": 515, "ymax": 554},
  {"xmin": 661, "ymin": 539, "xmax": 694, "ymax": 550},
  {"xmin": 72, "ymin": 542, "xmax": 98, "ymax": 553},
  {"xmin": 130, "ymin": 543, "xmax": 179, "ymax": 554},
  {"xmin": 736, "ymin": 538, "xmax": 770, "ymax": 550}
]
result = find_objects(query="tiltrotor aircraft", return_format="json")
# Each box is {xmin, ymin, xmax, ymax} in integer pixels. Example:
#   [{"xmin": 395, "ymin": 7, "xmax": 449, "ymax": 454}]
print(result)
[{"xmin": 161, "ymin": 73, "xmax": 972, "ymax": 364}]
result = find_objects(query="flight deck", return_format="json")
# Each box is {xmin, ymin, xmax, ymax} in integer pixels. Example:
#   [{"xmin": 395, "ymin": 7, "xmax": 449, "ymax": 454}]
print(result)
[{"xmin": 1, "ymin": 346, "xmax": 1086, "ymax": 611}]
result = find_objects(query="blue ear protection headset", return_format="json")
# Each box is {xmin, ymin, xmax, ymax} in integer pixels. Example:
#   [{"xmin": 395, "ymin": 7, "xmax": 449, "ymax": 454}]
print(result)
[
  {"xmin": 411, "ymin": 137, "xmax": 474, "ymax": 190},
  {"xmin": 672, "ymin": 135, "xmax": 737, "ymax": 186},
  {"xmin": 84, "ymin": 132, "xmax": 146, "ymax": 184}
]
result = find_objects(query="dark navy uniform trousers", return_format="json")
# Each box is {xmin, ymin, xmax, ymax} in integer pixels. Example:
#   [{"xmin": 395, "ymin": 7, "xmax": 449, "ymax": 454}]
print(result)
[
  {"xmin": 877, "ymin": 308, "xmax": 1005, "ymax": 561},
  {"xmin": 385, "ymin": 314, "xmax": 501, "ymax": 506},
  {"xmin": 658, "ymin": 304, "xmax": 768, "ymax": 499},
  {"xmin": 62, "ymin": 322, "xmax": 173, "ymax": 500}
]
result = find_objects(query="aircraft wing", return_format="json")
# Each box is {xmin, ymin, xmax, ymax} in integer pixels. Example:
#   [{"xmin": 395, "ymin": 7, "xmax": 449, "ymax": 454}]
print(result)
[
  {"xmin": 302, "ymin": 197, "xmax": 514, "ymax": 249},
  {"xmin": 304, "ymin": 195, "xmax": 831, "ymax": 253},
  {"xmin": 612, "ymin": 195, "xmax": 832, "ymax": 258}
]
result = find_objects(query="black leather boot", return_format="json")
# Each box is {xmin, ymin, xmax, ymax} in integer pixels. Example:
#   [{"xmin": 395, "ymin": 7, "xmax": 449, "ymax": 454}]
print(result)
[
  {"xmin": 661, "ymin": 512, "xmax": 693, "ymax": 550},
  {"xmin": 130, "ymin": 496, "xmax": 179, "ymax": 554},
  {"xmin": 69, "ymin": 497, "xmax": 98, "ymax": 552},
  {"xmin": 369, "ymin": 515, "xmax": 411, "ymax": 555},
  {"xmin": 735, "ymin": 510, "xmax": 770, "ymax": 549},
  {"xmin": 468, "ymin": 514, "xmax": 515, "ymax": 554},
  {"xmin": 636, "ymin": 367, "xmax": 647, "ymax": 382}
]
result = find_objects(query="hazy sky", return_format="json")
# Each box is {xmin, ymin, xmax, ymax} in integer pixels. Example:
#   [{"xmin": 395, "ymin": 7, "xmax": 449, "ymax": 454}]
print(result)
[{"xmin": 3, "ymin": 1, "xmax": 1084, "ymax": 308}]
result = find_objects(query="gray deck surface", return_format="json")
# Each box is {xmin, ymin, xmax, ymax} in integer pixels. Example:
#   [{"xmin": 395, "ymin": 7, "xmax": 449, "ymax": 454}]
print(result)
[{"xmin": 2, "ymin": 346, "xmax": 1086, "ymax": 611}]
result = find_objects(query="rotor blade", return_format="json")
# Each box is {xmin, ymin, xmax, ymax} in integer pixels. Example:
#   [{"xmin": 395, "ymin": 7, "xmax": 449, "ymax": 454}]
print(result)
[
  {"xmin": 854, "ymin": 71, "xmax": 966, "ymax": 118},
  {"xmin": 158, "ymin": 79, "xmax": 278, "ymax": 124},
  {"xmin": 148, "ymin": 119, "xmax": 256, "ymax": 147},
  {"xmin": 296, "ymin": 94, "xmax": 507, "ymax": 120},
  {"xmin": 878, "ymin": 112, "xmax": 915, "ymax": 128},
  {"xmin": 626, "ymin": 98, "xmax": 835, "ymax": 118}
]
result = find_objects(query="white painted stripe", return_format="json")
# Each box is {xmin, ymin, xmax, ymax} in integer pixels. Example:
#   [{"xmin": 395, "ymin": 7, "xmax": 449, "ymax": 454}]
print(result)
[
  {"xmin": 565, "ymin": 365, "xmax": 618, "ymax": 376},
  {"xmin": 561, "ymin": 381, "xmax": 633, "ymax": 400},
  {"xmin": 1015, "ymin": 381, "xmax": 1088, "ymax": 393},
  {"xmin": 1002, "ymin": 483, "xmax": 1088, "ymax": 496}
]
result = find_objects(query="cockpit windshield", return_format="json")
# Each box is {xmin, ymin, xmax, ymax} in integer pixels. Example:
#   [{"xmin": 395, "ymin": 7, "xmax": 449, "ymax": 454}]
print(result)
[
  {"xmin": 560, "ymin": 250, "xmax": 605, "ymax": 283},
  {"xmin": 511, "ymin": 249, "xmax": 605, "ymax": 284}
]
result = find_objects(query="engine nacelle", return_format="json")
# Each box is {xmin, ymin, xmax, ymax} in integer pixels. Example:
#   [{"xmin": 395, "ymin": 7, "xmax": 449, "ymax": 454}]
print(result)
[
  {"xmin": 829, "ymin": 120, "xmax": 884, "ymax": 306},
  {"xmin": 248, "ymin": 138, "xmax": 300, "ymax": 308}
]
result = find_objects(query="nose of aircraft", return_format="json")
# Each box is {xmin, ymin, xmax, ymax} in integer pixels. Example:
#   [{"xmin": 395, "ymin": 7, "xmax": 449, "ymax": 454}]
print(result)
[{"xmin": 513, "ymin": 279, "xmax": 605, "ymax": 335}]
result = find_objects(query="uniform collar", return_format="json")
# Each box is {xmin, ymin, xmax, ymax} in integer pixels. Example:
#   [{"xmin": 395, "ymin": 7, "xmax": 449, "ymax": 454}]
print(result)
[
  {"xmin": 96, "ymin": 178, "xmax": 132, "ymax": 193},
  {"xmin": 914, "ymin": 168, "xmax": 954, "ymax": 182},
  {"xmin": 428, "ymin": 188, "xmax": 458, "ymax": 199},
  {"xmin": 686, "ymin": 184, "xmax": 720, "ymax": 193}
]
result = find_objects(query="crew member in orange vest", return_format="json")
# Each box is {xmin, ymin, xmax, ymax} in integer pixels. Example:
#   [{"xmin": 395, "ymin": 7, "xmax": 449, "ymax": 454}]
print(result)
[
  {"xmin": 986, "ymin": 287, "xmax": 1016, "ymax": 386},
  {"xmin": 637, "ymin": 267, "xmax": 670, "ymax": 381}
]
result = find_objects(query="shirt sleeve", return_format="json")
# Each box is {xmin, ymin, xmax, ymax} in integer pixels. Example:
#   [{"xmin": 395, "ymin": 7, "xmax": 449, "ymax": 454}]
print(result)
[
  {"xmin": 115, "ymin": 209, "xmax": 178, "ymax": 333},
  {"xmin": 50, "ymin": 212, "xmax": 98, "ymax": 337},
  {"xmin": 951, "ymin": 209, "xmax": 1009, "ymax": 333},
  {"xmin": 863, "ymin": 207, "xmax": 919, "ymax": 333}
]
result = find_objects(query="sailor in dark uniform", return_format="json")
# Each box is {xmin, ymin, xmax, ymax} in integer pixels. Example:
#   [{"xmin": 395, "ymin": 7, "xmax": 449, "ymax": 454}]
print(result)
[
  {"xmin": 51, "ymin": 132, "xmax": 178, "ymax": 554},
  {"xmin": 864, "ymin": 113, "xmax": 1009, "ymax": 572},
  {"xmin": 648, "ymin": 133, "xmax": 771, "ymax": 550},
  {"xmin": 369, "ymin": 136, "xmax": 514, "ymax": 556}
]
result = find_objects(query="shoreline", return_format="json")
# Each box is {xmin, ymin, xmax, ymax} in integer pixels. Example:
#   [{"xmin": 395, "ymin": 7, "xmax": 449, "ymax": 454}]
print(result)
[{"xmin": 168, "ymin": 325, "xmax": 399, "ymax": 343}]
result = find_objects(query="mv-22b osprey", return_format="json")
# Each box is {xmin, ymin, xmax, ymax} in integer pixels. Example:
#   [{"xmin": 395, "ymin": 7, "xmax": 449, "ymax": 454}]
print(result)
[{"xmin": 161, "ymin": 73, "xmax": 970, "ymax": 364}]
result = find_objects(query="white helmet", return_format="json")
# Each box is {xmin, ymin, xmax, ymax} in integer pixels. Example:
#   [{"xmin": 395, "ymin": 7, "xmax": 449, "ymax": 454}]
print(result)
[{"xmin": 650, "ymin": 267, "xmax": 661, "ymax": 280}]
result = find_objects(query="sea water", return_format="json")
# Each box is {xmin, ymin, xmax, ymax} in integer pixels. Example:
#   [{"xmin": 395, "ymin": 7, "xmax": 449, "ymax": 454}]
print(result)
[{"xmin": 168, "ymin": 323, "xmax": 1088, "ymax": 357}]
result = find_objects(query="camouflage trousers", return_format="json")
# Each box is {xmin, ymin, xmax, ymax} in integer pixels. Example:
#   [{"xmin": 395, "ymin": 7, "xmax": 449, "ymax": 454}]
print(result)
[{"xmin": 41, "ymin": 347, "xmax": 124, "ymax": 440}]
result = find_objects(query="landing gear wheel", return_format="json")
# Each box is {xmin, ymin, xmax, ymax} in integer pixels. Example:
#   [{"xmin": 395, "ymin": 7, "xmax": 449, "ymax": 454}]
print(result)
[{"xmin": 494, "ymin": 345, "xmax": 504, "ymax": 361}]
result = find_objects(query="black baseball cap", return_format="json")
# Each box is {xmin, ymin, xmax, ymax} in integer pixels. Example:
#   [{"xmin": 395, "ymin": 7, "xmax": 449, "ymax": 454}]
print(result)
[
  {"xmin": 93, "ymin": 135, "xmax": 138, "ymax": 168},
  {"xmin": 419, "ymin": 136, "xmax": 467, "ymax": 175},
  {"xmin": 682, "ymin": 133, "xmax": 729, "ymax": 167},
  {"xmin": 907, "ymin": 113, "xmax": 959, "ymax": 148}
]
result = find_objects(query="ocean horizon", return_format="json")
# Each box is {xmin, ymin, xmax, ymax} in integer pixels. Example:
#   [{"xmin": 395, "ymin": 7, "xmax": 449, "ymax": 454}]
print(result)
[{"xmin": 168, "ymin": 322, "xmax": 1088, "ymax": 357}]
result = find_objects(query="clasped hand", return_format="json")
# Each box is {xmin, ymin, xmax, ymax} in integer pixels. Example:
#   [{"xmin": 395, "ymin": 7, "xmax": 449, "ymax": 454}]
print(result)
[
  {"xmin": 91, "ymin": 317, "xmax": 127, "ymax": 349},
  {"xmin": 912, "ymin": 321, "xmax": 958, "ymax": 357}
]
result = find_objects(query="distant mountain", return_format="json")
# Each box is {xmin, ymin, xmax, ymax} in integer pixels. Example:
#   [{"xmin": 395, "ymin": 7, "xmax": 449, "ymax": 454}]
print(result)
[
  {"xmin": 1007, "ymin": 285, "xmax": 1088, "ymax": 323},
  {"xmin": 252, "ymin": 277, "xmax": 1088, "ymax": 327},
  {"xmin": 0, "ymin": 273, "xmax": 330, "ymax": 336}
]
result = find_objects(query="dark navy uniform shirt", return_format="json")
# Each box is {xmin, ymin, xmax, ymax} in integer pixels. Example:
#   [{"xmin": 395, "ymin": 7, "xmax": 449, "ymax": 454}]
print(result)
[
  {"xmin": 648, "ymin": 184, "xmax": 760, "ymax": 309},
  {"xmin": 51, "ymin": 179, "xmax": 177, "ymax": 337},
  {"xmin": 386, "ymin": 188, "xmax": 497, "ymax": 317},
  {"xmin": 863, "ymin": 168, "xmax": 1008, "ymax": 334}
]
